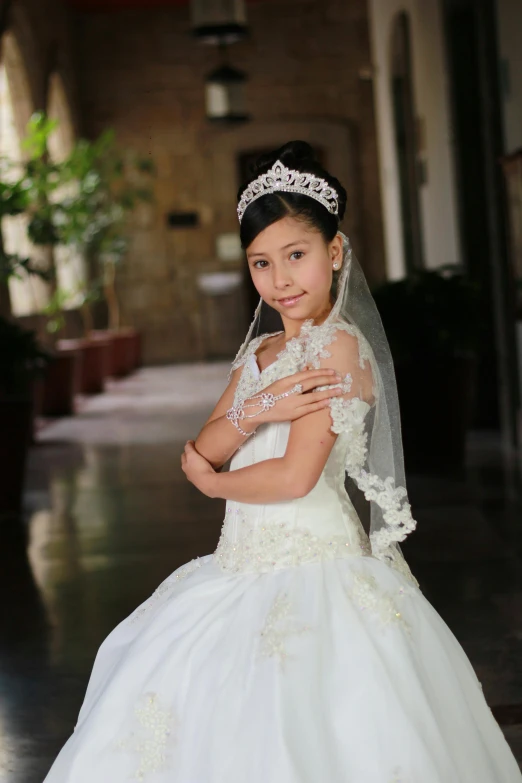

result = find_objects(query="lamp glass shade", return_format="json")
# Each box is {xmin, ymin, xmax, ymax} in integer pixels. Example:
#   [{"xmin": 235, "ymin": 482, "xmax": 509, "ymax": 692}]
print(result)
[
  {"xmin": 205, "ymin": 65, "xmax": 249, "ymax": 122},
  {"xmin": 191, "ymin": 0, "xmax": 248, "ymax": 44}
]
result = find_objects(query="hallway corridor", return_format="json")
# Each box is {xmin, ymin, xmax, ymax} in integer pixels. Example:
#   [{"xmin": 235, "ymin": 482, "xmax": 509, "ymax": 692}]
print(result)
[{"xmin": 1, "ymin": 364, "xmax": 521, "ymax": 781}]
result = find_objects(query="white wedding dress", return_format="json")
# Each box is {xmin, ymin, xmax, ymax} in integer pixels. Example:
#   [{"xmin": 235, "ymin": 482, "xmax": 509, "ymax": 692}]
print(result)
[{"xmin": 43, "ymin": 321, "xmax": 522, "ymax": 783}]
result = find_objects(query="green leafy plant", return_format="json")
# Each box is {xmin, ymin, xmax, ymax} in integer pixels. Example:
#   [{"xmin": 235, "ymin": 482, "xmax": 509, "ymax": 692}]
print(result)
[
  {"xmin": 42, "ymin": 280, "xmax": 103, "ymax": 335},
  {"xmin": 372, "ymin": 265, "xmax": 485, "ymax": 365},
  {"xmin": 53, "ymin": 127, "xmax": 155, "ymax": 330},
  {"xmin": 9, "ymin": 113, "xmax": 155, "ymax": 333},
  {"xmin": 0, "ymin": 154, "xmax": 53, "ymax": 290}
]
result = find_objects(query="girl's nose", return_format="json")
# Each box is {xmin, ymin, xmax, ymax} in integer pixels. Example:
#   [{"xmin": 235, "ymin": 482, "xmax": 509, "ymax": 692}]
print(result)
[{"xmin": 272, "ymin": 267, "xmax": 293, "ymax": 289}]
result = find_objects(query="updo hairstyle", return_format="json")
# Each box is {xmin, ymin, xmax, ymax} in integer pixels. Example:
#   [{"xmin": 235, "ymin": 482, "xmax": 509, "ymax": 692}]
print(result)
[{"xmin": 237, "ymin": 141, "xmax": 347, "ymax": 249}]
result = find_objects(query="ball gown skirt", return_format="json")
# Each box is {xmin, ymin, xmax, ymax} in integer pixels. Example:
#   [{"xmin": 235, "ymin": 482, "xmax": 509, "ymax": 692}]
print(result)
[
  {"xmin": 42, "ymin": 323, "xmax": 522, "ymax": 782},
  {"xmin": 42, "ymin": 549, "xmax": 522, "ymax": 783}
]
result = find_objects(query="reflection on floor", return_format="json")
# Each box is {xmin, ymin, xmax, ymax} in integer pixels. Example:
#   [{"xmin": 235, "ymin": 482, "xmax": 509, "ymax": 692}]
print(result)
[{"xmin": 0, "ymin": 364, "xmax": 521, "ymax": 781}]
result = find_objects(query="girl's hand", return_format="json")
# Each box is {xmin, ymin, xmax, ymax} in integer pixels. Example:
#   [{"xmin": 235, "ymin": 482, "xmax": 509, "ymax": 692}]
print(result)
[
  {"xmin": 237, "ymin": 368, "xmax": 345, "ymax": 431},
  {"xmin": 181, "ymin": 441, "xmax": 217, "ymax": 497}
]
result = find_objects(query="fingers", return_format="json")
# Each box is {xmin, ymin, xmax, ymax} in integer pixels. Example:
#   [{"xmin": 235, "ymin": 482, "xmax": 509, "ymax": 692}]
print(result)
[
  {"xmin": 299, "ymin": 388, "xmax": 343, "ymax": 405},
  {"xmin": 292, "ymin": 371, "xmax": 343, "ymax": 393}
]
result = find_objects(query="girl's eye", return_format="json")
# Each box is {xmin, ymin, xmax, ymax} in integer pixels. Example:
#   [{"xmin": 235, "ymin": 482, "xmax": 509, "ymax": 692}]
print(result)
[
  {"xmin": 290, "ymin": 251, "xmax": 304, "ymax": 260},
  {"xmin": 253, "ymin": 259, "xmax": 269, "ymax": 269}
]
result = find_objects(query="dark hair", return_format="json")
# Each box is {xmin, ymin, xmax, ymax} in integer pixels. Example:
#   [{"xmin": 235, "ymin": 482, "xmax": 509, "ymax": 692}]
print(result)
[{"xmin": 237, "ymin": 141, "xmax": 347, "ymax": 249}]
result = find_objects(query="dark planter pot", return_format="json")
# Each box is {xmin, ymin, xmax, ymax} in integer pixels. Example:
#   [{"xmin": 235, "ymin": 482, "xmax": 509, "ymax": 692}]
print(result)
[
  {"xmin": 89, "ymin": 328, "xmax": 138, "ymax": 378},
  {"xmin": 111, "ymin": 329, "xmax": 137, "ymax": 377},
  {"xmin": 129, "ymin": 329, "xmax": 142, "ymax": 369},
  {"xmin": 57, "ymin": 338, "xmax": 110, "ymax": 395},
  {"xmin": 90, "ymin": 330, "xmax": 116, "ymax": 376},
  {"xmin": 41, "ymin": 347, "xmax": 82, "ymax": 416},
  {"xmin": 0, "ymin": 397, "xmax": 33, "ymax": 517},
  {"xmin": 395, "ymin": 355, "xmax": 477, "ymax": 475}
]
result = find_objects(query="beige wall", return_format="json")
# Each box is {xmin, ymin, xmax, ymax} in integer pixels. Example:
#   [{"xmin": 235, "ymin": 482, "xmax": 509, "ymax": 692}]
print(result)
[
  {"xmin": 368, "ymin": 0, "xmax": 461, "ymax": 277},
  {"xmin": 72, "ymin": 0, "xmax": 386, "ymax": 364}
]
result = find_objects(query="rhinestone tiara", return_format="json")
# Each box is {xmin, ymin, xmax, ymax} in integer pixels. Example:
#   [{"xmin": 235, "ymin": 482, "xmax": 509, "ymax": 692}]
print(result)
[{"xmin": 237, "ymin": 160, "xmax": 339, "ymax": 223}]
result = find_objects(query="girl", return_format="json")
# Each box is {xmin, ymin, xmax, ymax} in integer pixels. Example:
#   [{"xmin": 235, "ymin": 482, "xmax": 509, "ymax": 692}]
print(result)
[{"xmin": 43, "ymin": 142, "xmax": 522, "ymax": 782}]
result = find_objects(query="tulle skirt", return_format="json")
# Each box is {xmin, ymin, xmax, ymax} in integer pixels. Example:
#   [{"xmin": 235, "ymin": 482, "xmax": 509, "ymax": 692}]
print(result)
[{"xmin": 43, "ymin": 553, "xmax": 522, "ymax": 782}]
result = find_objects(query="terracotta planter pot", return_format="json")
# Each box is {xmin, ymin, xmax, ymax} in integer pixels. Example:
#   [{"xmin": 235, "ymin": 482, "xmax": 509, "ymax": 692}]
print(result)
[
  {"xmin": 90, "ymin": 330, "xmax": 116, "ymax": 376},
  {"xmin": 129, "ymin": 329, "xmax": 142, "ymax": 369},
  {"xmin": 112, "ymin": 328, "xmax": 137, "ymax": 377},
  {"xmin": 57, "ymin": 338, "xmax": 110, "ymax": 395},
  {"xmin": 41, "ymin": 347, "xmax": 82, "ymax": 416},
  {"xmin": 89, "ymin": 328, "xmax": 138, "ymax": 377},
  {"xmin": 0, "ymin": 397, "xmax": 33, "ymax": 517}
]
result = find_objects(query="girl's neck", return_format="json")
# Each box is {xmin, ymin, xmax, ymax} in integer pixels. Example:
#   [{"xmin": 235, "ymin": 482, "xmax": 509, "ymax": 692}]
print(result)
[{"xmin": 281, "ymin": 300, "xmax": 333, "ymax": 340}]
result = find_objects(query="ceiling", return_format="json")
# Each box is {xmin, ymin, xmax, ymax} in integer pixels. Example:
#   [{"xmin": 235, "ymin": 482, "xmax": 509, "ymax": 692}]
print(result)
[
  {"xmin": 65, "ymin": 0, "xmax": 263, "ymax": 10},
  {"xmin": 65, "ymin": 0, "xmax": 188, "ymax": 9}
]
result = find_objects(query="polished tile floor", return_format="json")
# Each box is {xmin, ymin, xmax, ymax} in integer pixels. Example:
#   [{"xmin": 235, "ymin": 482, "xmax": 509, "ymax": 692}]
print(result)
[{"xmin": 1, "ymin": 364, "xmax": 521, "ymax": 781}]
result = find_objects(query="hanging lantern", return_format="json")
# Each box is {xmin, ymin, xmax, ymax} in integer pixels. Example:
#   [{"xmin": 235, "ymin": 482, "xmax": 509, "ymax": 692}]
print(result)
[
  {"xmin": 191, "ymin": 0, "xmax": 248, "ymax": 46},
  {"xmin": 205, "ymin": 64, "xmax": 249, "ymax": 123}
]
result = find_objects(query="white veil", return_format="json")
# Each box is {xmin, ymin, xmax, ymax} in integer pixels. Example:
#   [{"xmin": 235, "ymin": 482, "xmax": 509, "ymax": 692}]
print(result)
[{"xmin": 233, "ymin": 231, "xmax": 418, "ymax": 585}]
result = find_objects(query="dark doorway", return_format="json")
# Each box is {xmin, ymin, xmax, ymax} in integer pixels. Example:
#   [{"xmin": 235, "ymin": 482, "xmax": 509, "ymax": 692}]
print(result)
[
  {"xmin": 442, "ymin": 0, "xmax": 518, "ymax": 434},
  {"xmin": 390, "ymin": 11, "xmax": 424, "ymax": 274}
]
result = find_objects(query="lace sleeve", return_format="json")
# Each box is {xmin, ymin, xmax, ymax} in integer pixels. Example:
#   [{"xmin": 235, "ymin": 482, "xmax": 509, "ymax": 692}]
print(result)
[{"xmin": 318, "ymin": 324, "xmax": 419, "ymax": 587}]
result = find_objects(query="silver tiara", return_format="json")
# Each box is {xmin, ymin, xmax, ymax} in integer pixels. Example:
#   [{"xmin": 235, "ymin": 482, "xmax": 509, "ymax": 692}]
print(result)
[{"xmin": 237, "ymin": 160, "xmax": 339, "ymax": 223}]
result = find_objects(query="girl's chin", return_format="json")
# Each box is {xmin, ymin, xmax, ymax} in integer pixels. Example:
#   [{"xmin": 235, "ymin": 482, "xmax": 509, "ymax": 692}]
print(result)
[{"xmin": 273, "ymin": 303, "xmax": 315, "ymax": 320}]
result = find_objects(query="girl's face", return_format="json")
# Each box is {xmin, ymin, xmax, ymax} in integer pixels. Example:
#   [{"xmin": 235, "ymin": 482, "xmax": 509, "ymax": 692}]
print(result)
[{"xmin": 245, "ymin": 216, "xmax": 343, "ymax": 328}]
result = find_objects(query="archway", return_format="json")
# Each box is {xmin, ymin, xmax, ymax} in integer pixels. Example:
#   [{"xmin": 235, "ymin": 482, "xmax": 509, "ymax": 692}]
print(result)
[
  {"xmin": 47, "ymin": 71, "xmax": 86, "ymax": 309},
  {"xmin": 0, "ymin": 31, "xmax": 50, "ymax": 316}
]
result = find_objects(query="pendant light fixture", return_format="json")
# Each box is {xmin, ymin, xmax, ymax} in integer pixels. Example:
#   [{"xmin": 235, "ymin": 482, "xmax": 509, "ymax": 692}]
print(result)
[{"xmin": 191, "ymin": 0, "xmax": 248, "ymax": 46}]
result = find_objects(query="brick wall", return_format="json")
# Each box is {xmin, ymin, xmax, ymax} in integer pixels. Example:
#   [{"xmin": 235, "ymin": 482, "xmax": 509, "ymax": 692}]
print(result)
[{"xmin": 71, "ymin": 0, "xmax": 386, "ymax": 363}]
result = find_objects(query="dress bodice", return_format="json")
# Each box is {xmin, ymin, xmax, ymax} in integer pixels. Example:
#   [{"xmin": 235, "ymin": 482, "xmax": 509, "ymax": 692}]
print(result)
[{"xmin": 214, "ymin": 323, "xmax": 373, "ymax": 575}]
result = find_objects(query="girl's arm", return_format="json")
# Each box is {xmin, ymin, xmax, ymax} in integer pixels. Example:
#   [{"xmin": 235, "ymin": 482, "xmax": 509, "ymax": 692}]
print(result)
[
  {"xmin": 194, "ymin": 366, "xmax": 344, "ymax": 469},
  {"xmin": 194, "ymin": 366, "xmax": 252, "ymax": 469},
  {"xmin": 184, "ymin": 330, "xmax": 374, "ymax": 502}
]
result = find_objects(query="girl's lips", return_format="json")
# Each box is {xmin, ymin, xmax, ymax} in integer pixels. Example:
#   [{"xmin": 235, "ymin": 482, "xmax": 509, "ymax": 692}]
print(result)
[{"xmin": 277, "ymin": 293, "xmax": 305, "ymax": 307}]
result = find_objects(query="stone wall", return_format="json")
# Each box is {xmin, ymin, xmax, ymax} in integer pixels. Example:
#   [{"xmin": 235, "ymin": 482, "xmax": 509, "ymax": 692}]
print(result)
[{"xmin": 71, "ymin": 0, "xmax": 386, "ymax": 364}]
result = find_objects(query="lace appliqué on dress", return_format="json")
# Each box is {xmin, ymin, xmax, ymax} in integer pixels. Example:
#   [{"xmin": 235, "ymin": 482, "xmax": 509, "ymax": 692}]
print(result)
[
  {"xmin": 346, "ymin": 572, "xmax": 416, "ymax": 634},
  {"xmin": 259, "ymin": 592, "xmax": 311, "ymax": 667},
  {"xmin": 114, "ymin": 692, "xmax": 176, "ymax": 780},
  {"xmin": 230, "ymin": 319, "xmax": 369, "ymax": 406},
  {"xmin": 214, "ymin": 509, "xmax": 370, "ymax": 574},
  {"xmin": 129, "ymin": 558, "xmax": 203, "ymax": 624},
  {"xmin": 328, "ymin": 396, "xmax": 419, "ymax": 587}
]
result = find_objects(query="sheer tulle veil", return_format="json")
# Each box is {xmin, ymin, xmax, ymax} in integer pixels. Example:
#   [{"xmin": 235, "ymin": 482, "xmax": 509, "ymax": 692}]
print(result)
[{"xmin": 233, "ymin": 231, "xmax": 418, "ymax": 583}]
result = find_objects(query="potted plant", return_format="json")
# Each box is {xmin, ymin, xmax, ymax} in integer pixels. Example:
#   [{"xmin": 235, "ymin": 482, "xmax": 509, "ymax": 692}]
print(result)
[
  {"xmin": 372, "ymin": 265, "xmax": 484, "ymax": 473},
  {"xmin": 57, "ymin": 128, "xmax": 154, "ymax": 376},
  {"xmin": 14, "ymin": 115, "xmax": 153, "ymax": 406},
  {"xmin": 42, "ymin": 281, "xmax": 111, "ymax": 396},
  {"xmin": 0, "ymin": 316, "xmax": 50, "ymax": 517}
]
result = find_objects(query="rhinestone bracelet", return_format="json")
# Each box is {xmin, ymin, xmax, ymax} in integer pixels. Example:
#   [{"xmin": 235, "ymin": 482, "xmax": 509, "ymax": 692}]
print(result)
[{"xmin": 226, "ymin": 383, "xmax": 303, "ymax": 437}]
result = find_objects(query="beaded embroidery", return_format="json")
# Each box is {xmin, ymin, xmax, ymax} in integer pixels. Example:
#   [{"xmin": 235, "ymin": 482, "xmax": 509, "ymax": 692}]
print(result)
[
  {"xmin": 259, "ymin": 592, "xmax": 311, "ymax": 667},
  {"xmin": 114, "ymin": 692, "xmax": 176, "ymax": 780},
  {"xmin": 214, "ymin": 508, "xmax": 370, "ymax": 574},
  {"xmin": 346, "ymin": 571, "xmax": 416, "ymax": 634},
  {"xmin": 129, "ymin": 558, "xmax": 203, "ymax": 624}
]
